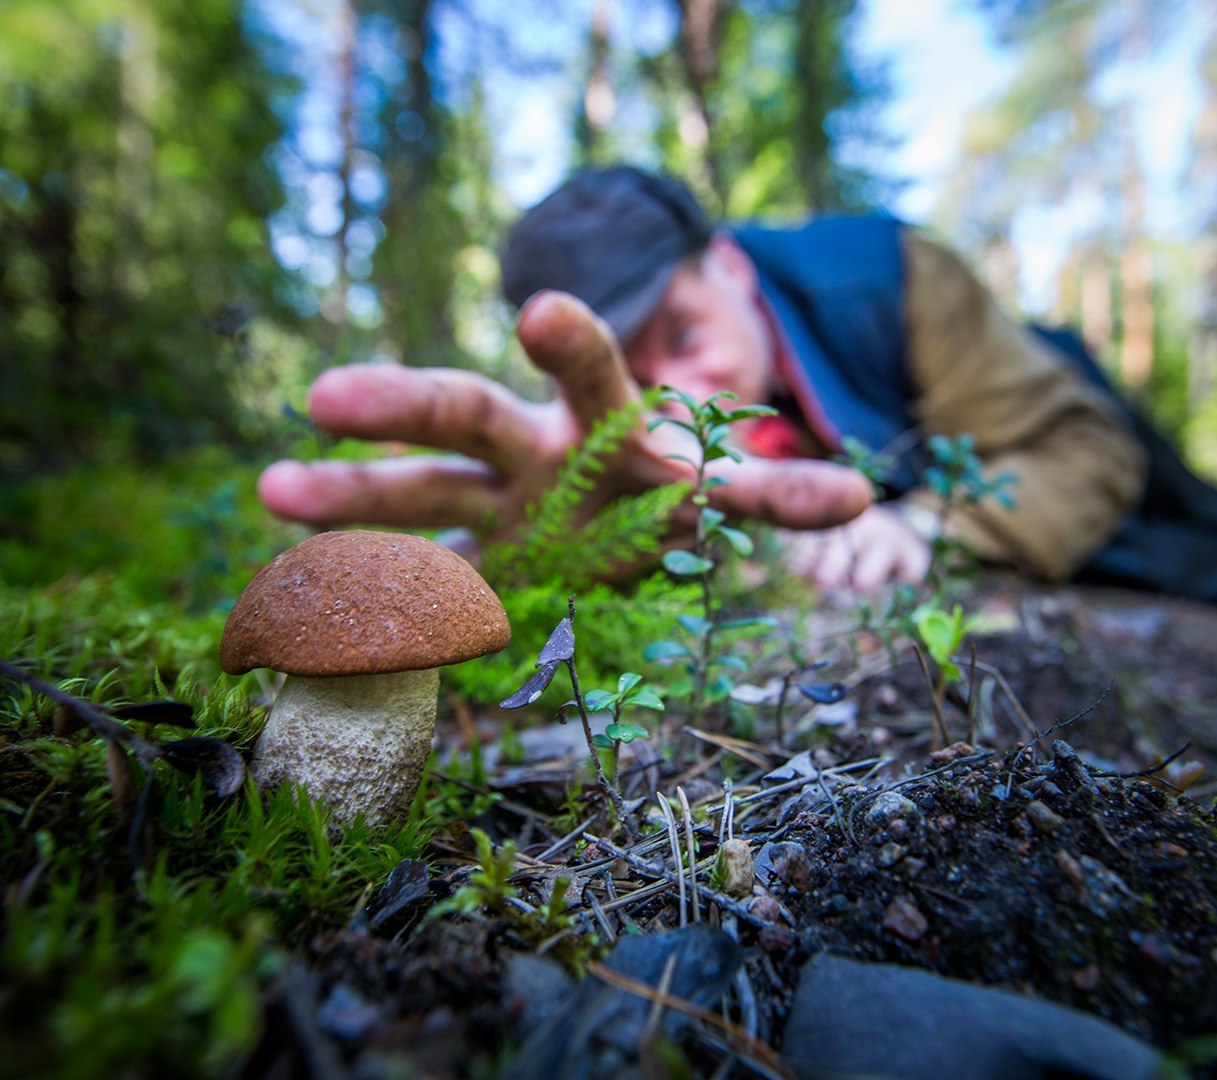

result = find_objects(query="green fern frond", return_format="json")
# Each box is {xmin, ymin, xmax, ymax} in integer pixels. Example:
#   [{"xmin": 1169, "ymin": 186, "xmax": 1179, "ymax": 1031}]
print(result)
[
  {"xmin": 537, "ymin": 481, "xmax": 690, "ymax": 588},
  {"xmin": 486, "ymin": 392, "xmax": 685, "ymax": 586}
]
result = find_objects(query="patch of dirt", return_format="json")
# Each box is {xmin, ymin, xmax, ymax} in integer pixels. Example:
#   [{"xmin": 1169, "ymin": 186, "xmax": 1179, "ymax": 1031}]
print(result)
[
  {"xmin": 246, "ymin": 578, "xmax": 1217, "ymax": 1078},
  {"xmin": 789, "ymin": 749, "xmax": 1217, "ymax": 1049}
]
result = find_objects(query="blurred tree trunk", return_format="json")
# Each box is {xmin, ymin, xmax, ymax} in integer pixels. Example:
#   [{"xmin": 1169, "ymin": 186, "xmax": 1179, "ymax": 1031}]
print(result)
[
  {"xmin": 117, "ymin": 13, "xmax": 155, "ymax": 245},
  {"xmin": 577, "ymin": 0, "xmax": 615, "ymax": 161},
  {"xmin": 369, "ymin": 0, "xmax": 463, "ymax": 363},
  {"xmin": 1191, "ymin": 30, "xmax": 1217, "ymax": 406},
  {"xmin": 793, "ymin": 0, "xmax": 857, "ymax": 211},
  {"xmin": 331, "ymin": 0, "xmax": 358, "ymax": 324},
  {"xmin": 1080, "ymin": 246, "xmax": 1114, "ymax": 355},
  {"xmin": 675, "ymin": 0, "xmax": 724, "ymax": 199},
  {"xmin": 32, "ymin": 117, "xmax": 85, "ymax": 459},
  {"xmin": 1116, "ymin": 20, "xmax": 1153, "ymax": 392},
  {"xmin": 0, "ymin": 0, "xmax": 295, "ymax": 472}
]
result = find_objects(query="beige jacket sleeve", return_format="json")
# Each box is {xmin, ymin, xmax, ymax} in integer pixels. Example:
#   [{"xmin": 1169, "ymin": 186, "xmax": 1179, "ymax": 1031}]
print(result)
[{"xmin": 897, "ymin": 230, "xmax": 1147, "ymax": 580}]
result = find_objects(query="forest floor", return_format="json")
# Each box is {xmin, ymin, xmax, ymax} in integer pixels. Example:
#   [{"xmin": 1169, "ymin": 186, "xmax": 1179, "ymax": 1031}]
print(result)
[{"xmin": 247, "ymin": 576, "xmax": 1217, "ymax": 1080}]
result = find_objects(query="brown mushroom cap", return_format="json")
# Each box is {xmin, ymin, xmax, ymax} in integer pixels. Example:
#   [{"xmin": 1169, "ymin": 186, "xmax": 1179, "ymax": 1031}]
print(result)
[{"xmin": 220, "ymin": 531, "xmax": 510, "ymax": 677}]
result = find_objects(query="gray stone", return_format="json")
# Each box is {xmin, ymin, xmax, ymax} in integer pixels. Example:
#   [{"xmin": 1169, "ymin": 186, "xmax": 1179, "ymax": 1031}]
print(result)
[
  {"xmin": 504, "ymin": 925, "xmax": 741, "ymax": 1080},
  {"xmin": 781, "ymin": 954, "xmax": 1159, "ymax": 1080}
]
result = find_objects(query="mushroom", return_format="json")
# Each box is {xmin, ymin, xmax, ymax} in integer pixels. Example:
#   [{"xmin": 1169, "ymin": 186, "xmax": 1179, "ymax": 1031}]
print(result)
[{"xmin": 220, "ymin": 530, "xmax": 510, "ymax": 825}]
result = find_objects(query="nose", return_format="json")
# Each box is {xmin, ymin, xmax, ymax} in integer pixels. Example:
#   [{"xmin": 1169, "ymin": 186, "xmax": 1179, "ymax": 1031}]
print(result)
[{"xmin": 626, "ymin": 349, "xmax": 717, "ymax": 406}]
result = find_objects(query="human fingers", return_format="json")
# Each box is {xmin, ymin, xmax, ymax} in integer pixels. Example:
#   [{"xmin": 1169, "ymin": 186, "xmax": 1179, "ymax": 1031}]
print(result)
[
  {"xmin": 308, "ymin": 364, "xmax": 551, "ymax": 474},
  {"xmin": 515, "ymin": 291, "xmax": 643, "ymax": 431},
  {"xmin": 708, "ymin": 458, "xmax": 873, "ymax": 533},
  {"xmin": 895, "ymin": 530, "xmax": 933, "ymax": 584},
  {"xmin": 257, "ymin": 456, "xmax": 504, "ymax": 531},
  {"xmin": 807, "ymin": 530, "xmax": 856, "ymax": 589},
  {"xmin": 850, "ymin": 512, "xmax": 932, "ymax": 591}
]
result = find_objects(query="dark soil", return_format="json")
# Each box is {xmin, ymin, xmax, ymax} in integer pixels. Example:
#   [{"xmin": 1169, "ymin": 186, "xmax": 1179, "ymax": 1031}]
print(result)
[{"xmin": 249, "ymin": 578, "xmax": 1217, "ymax": 1079}]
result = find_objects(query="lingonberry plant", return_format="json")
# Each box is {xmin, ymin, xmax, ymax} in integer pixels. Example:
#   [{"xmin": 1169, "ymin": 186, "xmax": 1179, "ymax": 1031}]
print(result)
[{"xmin": 643, "ymin": 388, "xmax": 779, "ymax": 725}]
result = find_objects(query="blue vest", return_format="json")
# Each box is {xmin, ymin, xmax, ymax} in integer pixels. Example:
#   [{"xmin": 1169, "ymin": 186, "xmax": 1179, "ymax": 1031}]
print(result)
[
  {"xmin": 732, "ymin": 216, "xmax": 923, "ymax": 491},
  {"xmin": 732, "ymin": 215, "xmax": 1217, "ymax": 601}
]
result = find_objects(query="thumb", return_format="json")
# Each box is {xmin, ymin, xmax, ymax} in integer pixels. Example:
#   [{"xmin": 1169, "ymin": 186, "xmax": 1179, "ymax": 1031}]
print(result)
[{"xmin": 516, "ymin": 290, "xmax": 643, "ymax": 429}]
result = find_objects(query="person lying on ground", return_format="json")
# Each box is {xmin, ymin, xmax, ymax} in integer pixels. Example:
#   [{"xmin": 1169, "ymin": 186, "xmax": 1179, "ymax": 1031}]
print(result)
[{"xmin": 258, "ymin": 166, "xmax": 1217, "ymax": 600}]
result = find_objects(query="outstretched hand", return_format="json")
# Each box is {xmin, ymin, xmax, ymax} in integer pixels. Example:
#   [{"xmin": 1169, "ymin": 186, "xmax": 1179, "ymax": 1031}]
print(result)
[
  {"xmin": 776, "ymin": 505, "xmax": 932, "ymax": 593},
  {"xmin": 258, "ymin": 291, "xmax": 873, "ymax": 556}
]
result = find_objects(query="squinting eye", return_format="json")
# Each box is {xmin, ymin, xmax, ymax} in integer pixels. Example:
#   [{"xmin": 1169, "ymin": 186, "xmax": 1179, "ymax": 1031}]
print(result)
[{"xmin": 670, "ymin": 325, "xmax": 694, "ymax": 353}]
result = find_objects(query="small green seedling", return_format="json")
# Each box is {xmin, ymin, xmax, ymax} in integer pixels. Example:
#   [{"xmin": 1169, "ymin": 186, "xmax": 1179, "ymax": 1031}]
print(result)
[
  {"xmin": 913, "ymin": 603, "xmax": 982, "ymax": 683},
  {"xmin": 500, "ymin": 600, "xmax": 640, "ymax": 841},
  {"xmin": 923, "ymin": 433, "xmax": 1018, "ymax": 511},
  {"xmin": 836, "ymin": 434, "xmax": 897, "ymax": 495},
  {"xmin": 912, "ymin": 601, "xmax": 984, "ymax": 745},
  {"xmin": 586, "ymin": 672, "xmax": 664, "ymax": 787},
  {"xmin": 428, "ymin": 827, "xmax": 604, "ymax": 977},
  {"xmin": 645, "ymin": 388, "xmax": 778, "ymax": 723},
  {"xmin": 430, "ymin": 827, "xmax": 520, "ymax": 917}
]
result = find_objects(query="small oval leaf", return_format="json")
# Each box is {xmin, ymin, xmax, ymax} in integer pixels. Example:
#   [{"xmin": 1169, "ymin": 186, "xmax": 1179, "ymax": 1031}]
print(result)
[
  {"xmin": 717, "ymin": 526, "xmax": 753, "ymax": 558},
  {"xmin": 677, "ymin": 613, "xmax": 712, "ymax": 638},
  {"xmin": 708, "ymin": 655, "xmax": 749, "ymax": 671},
  {"xmin": 605, "ymin": 723, "xmax": 649, "ymax": 744},
  {"xmin": 663, "ymin": 550, "xmax": 714, "ymax": 576},
  {"xmin": 616, "ymin": 672, "xmax": 642, "ymax": 696},
  {"xmin": 628, "ymin": 689, "xmax": 665, "ymax": 711},
  {"xmin": 717, "ymin": 616, "xmax": 777, "ymax": 634},
  {"xmin": 643, "ymin": 640, "xmax": 691, "ymax": 662},
  {"xmin": 584, "ymin": 689, "xmax": 615, "ymax": 712}
]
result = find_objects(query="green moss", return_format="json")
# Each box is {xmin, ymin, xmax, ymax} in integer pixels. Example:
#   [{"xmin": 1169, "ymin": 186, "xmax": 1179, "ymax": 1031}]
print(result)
[{"xmin": 1, "ymin": 554, "xmax": 427, "ymax": 1078}]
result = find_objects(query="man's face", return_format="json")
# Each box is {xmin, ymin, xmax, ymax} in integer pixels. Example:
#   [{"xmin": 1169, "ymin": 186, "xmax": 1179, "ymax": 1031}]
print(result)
[{"xmin": 623, "ymin": 235, "xmax": 777, "ymax": 412}]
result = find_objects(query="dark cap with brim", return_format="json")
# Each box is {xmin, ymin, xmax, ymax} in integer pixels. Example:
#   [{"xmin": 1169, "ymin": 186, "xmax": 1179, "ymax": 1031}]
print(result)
[{"xmin": 501, "ymin": 166, "xmax": 712, "ymax": 345}]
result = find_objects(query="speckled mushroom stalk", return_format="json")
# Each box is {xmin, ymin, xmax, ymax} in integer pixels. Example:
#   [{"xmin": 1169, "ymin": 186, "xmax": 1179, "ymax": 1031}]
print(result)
[
  {"xmin": 251, "ymin": 667, "xmax": 440, "ymax": 825},
  {"xmin": 220, "ymin": 531, "xmax": 510, "ymax": 827}
]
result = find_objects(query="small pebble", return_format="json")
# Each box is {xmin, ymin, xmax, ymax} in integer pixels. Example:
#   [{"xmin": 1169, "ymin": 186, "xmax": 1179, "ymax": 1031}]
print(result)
[
  {"xmin": 875, "ymin": 685, "xmax": 900, "ymax": 710},
  {"xmin": 757, "ymin": 841, "xmax": 814, "ymax": 893},
  {"xmin": 1071, "ymin": 963, "xmax": 1101, "ymax": 992},
  {"xmin": 717, "ymin": 838, "xmax": 755, "ymax": 899},
  {"xmin": 865, "ymin": 792, "xmax": 919, "ymax": 827},
  {"xmin": 883, "ymin": 896, "xmax": 928, "ymax": 942},
  {"xmin": 746, "ymin": 892, "xmax": 785, "ymax": 923},
  {"xmin": 1026, "ymin": 799, "xmax": 1065, "ymax": 835},
  {"xmin": 759, "ymin": 923, "xmax": 797, "ymax": 954},
  {"xmin": 929, "ymin": 741, "xmax": 975, "ymax": 763},
  {"xmin": 877, "ymin": 842, "xmax": 906, "ymax": 868},
  {"xmin": 822, "ymin": 894, "xmax": 851, "ymax": 915},
  {"xmin": 1056, "ymin": 850, "xmax": 1085, "ymax": 889}
]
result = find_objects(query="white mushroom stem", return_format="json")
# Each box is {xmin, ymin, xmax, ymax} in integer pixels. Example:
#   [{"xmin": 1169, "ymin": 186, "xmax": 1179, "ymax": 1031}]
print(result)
[{"xmin": 250, "ymin": 667, "xmax": 439, "ymax": 826}]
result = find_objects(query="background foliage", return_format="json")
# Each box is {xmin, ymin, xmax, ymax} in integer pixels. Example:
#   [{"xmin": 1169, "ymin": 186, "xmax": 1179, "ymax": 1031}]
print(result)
[{"xmin": 3, "ymin": 0, "xmax": 1214, "ymax": 494}]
